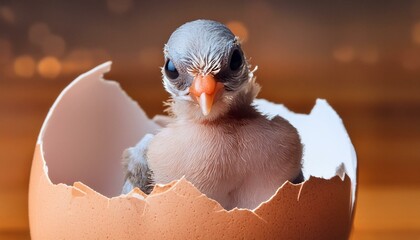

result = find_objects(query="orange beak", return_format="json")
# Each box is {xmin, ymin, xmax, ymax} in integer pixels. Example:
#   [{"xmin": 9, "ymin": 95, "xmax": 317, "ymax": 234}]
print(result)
[{"xmin": 189, "ymin": 74, "xmax": 224, "ymax": 116}]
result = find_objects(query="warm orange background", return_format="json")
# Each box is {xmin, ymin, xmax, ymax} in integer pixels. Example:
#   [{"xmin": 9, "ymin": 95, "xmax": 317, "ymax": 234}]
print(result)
[{"xmin": 1, "ymin": 1, "xmax": 420, "ymax": 239}]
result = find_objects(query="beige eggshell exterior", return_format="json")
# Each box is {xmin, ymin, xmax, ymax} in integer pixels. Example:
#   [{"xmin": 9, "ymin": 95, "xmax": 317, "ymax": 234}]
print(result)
[{"xmin": 29, "ymin": 62, "xmax": 356, "ymax": 239}]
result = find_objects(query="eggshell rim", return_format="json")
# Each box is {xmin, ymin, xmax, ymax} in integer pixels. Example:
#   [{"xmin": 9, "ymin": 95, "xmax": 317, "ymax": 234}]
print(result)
[{"xmin": 33, "ymin": 61, "xmax": 357, "ymax": 216}]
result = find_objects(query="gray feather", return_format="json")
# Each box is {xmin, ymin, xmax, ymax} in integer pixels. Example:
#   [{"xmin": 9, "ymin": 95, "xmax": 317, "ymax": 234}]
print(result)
[
  {"xmin": 122, "ymin": 133, "xmax": 155, "ymax": 194},
  {"xmin": 162, "ymin": 19, "xmax": 250, "ymax": 97}
]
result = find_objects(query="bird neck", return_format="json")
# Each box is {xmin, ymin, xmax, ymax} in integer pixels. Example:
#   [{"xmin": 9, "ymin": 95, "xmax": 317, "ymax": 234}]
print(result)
[
  {"xmin": 224, "ymin": 86, "xmax": 260, "ymax": 120},
  {"xmin": 201, "ymin": 80, "xmax": 261, "ymax": 124}
]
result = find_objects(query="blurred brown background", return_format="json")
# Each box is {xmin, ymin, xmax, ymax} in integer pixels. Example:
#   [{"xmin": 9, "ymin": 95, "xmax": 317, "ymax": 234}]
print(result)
[{"xmin": 1, "ymin": 0, "xmax": 420, "ymax": 239}]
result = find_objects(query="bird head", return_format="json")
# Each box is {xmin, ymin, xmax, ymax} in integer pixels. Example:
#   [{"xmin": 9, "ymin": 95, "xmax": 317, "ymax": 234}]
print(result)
[{"xmin": 162, "ymin": 19, "xmax": 259, "ymax": 122}]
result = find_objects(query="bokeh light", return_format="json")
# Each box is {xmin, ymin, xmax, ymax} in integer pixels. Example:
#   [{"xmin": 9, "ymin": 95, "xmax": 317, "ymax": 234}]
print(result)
[
  {"xmin": 0, "ymin": 6, "xmax": 15, "ymax": 24},
  {"xmin": 226, "ymin": 21, "xmax": 249, "ymax": 43},
  {"xmin": 401, "ymin": 49, "xmax": 420, "ymax": 70},
  {"xmin": 13, "ymin": 55, "xmax": 36, "ymax": 78},
  {"xmin": 2, "ymin": 2, "xmax": 420, "ymax": 239},
  {"xmin": 62, "ymin": 48, "xmax": 110, "ymax": 74},
  {"xmin": 413, "ymin": 22, "xmax": 420, "ymax": 45},
  {"xmin": 62, "ymin": 49, "xmax": 94, "ymax": 74},
  {"xmin": 107, "ymin": 0, "xmax": 132, "ymax": 15},
  {"xmin": 42, "ymin": 34, "xmax": 66, "ymax": 57},
  {"xmin": 0, "ymin": 38, "xmax": 12, "ymax": 65},
  {"xmin": 37, "ymin": 56, "xmax": 62, "ymax": 79},
  {"xmin": 28, "ymin": 22, "xmax": 67, "ymax": 57},
  {"xmin": 332, "ymin": 46, "xmax": 355, "ymax": 63},
  {"xmin": 28, "ymin": 22, "xmax": 51, "ymax": 45}
]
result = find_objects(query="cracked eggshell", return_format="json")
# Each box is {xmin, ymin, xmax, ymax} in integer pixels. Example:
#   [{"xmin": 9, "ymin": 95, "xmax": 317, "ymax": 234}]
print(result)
[{"xmin": 29, "ymin": 62, "xmax": 357, "ymax": 239}]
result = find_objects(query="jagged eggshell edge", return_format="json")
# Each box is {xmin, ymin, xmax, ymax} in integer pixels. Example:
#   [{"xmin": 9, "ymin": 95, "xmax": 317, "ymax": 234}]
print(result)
[{"xmin": 29, "ymin": 62, "xmax": 356, "ymax": 239}]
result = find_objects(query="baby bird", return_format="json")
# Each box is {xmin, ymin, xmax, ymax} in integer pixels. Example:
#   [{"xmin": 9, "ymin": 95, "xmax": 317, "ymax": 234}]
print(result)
[{"xmin": 122, "ymin": 20, "xmax": 303, "ymax": 210}]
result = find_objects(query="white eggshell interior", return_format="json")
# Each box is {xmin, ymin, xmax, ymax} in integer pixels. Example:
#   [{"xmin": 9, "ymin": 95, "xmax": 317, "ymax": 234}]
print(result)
[{"xmin": 38, "ymin": 62, "xmax": 357, "ymax": 205}]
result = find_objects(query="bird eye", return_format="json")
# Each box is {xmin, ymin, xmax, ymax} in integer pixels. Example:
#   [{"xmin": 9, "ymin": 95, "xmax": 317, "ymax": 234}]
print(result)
[
  {"xmin": 165, "ymin": 59, "xmax": 179, "ymax": 79},
  {"xmin": 229, "ymin": 49, "xmax": 243, "ymax": 71}
]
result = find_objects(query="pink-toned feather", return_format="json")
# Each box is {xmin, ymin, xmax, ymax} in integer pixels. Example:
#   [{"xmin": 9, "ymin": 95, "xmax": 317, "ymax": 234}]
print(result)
[{"xmin": 147, "ymin": 81, "xmax": 302, "ymax": 210}]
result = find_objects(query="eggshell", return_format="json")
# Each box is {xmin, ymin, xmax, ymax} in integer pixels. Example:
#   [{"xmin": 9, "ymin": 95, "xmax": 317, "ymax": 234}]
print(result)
[{"xmin": 29, "ymin": 62, "xmax": 357, "ymax": 239}]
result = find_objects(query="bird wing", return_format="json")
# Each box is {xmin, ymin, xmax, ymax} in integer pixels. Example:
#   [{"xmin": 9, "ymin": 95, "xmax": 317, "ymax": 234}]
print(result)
[{"xmin": 122, "ymin": 133, "xmax": 155, "ymax": 194}]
